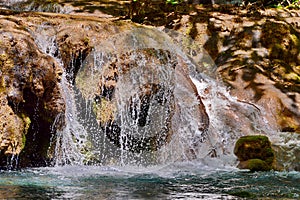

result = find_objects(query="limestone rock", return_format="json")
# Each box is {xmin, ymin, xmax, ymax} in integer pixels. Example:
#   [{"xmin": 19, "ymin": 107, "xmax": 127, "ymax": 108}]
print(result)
[
  {"xmin": 0, "ymin": 96, "xmax": 26, "ymax": 156},
  {"xmin": 215, "ymin": 19, "xmax": 300, "ymax": 133},
  {"xmin": 0, "ymin": 16, "xmax": 65, "ymax": 167},
  {"xmin": 0, "ymin": 5, "xmax": 300, "ymax": 169},
  {"xmin": 0, "ymin": 8, "xmax": 135, "ymax": 167}
]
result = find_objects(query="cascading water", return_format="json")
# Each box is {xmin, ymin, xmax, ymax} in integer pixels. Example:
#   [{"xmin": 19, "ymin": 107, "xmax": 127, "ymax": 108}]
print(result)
[
  {"xmin": 70, "ymin": 28, "xmax": 213, "ymax": 166},
  {"xmin": 1, "ymin": 10, "xmax": 300, "ymax": 200},
  {"xmin": 1, "ymin": 2, "xmax": 300, "ymax": 197},
  {"xmin": 25, "ymin": 21, "xmax": 295, "ymax": 169},
  {"xmin": 38, "ymin": 26, "xmax": 278, "ymax": 168},
  {"xmin": 28, "ymin": 23, "xmax": 89, "ymax": 165}
]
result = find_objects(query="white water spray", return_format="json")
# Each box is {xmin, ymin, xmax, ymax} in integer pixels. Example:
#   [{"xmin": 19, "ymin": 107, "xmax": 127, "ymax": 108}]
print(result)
[{"xmin": 31, "ymin": 25, "xmax": 294, "ymax": 168}]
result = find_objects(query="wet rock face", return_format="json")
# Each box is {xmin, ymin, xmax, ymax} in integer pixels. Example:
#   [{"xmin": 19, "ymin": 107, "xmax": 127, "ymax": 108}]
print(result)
[
  {"xmin": 213, "ymin": 19, "xmax": 300, "ymax": 133},
  {"xmin": 234, "ymin": 135, "xmax": 274, "ymax": 171},
  {"xmin": 0, "ymin": 97, "xmax": 26, "ymax": 156},
  {"xmin": 197, "ymin": 10, "xmax": 300, "ymax": 171},
  {"xmin": 0, "ymin": 17, "xmax": 65, "ymax": 167},
  {"xmin": 77, "ymin": 48, "xmax": 209, "ymax": 152}
]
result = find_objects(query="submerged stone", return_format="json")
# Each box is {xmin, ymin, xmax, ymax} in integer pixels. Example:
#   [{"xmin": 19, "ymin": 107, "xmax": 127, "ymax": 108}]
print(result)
[{"xmin": 238, "ymin": 159, "xmax": 271, "ymax": 172}]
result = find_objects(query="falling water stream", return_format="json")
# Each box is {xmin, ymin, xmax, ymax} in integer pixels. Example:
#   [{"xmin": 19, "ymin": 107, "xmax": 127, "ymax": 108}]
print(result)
[
  {"xmin": 0, "ymin": 9, "xmax": 299, "ymax": 199},
  {"xmin": 53, "ymin": 27, "xmax": 280, "ymax": 168}
]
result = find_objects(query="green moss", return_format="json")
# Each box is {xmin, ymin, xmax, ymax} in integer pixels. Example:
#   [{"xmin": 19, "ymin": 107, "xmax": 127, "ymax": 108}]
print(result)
[
  {"xmin": 20, "ymin": 113, "xmax": 31, "ymax": 150},
  {"xmin": 290, "ymin": 34, "xmax": 300, "ymax": 46},
  {"xmin": 145, "ymin": 48, "xmax": 157, "ymax": 57},
  {"xmin": 21, "ymin": 113, "xmax": 31, "ymax": 134},
  {"xmin": 261, "ymin": 21, "xmax": 290, "ymax": 49},
  {"xmin": 93, "ymin": 98, "xmax": 116, "ymax": 125},
  {"xmin": 185, "ymin": 22, "xmax": 194, "ymax": 36},
  {"xmin": 285, "ymin": 72, "xmax": 300, "ymax": 82},
  {"xmin": 82, "ymin": 37, "xmax": 90, "ymax": 46},
  {"xmin": 21, "ymin": 132, "xmax": 26, "ymax": 150},
  {"xmin": 248, "ymin": 159, "xmax": 271, "ymax": 172},
  {"xmin": 80, "ymin": 141, "xmax": 100, "ymax": 165},
  {"xmin": 234, "ymin": 135, "xmax": 270, "ymax": 151},
  {"xmin": 270, "ymin": 43, "xmax": 285, "ymax": 59}
]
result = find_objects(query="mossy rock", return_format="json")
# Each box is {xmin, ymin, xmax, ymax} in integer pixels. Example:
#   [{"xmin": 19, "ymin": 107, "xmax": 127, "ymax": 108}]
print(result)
[
  {"xmin": 234, "ymin": 135, "xmax": 275, "ymax": 170},
  {"xmin": 238, "ymin": 159, "xmax": 272, "ymax": 172},
  {"xmin": 248, "ymin": 158, "xmax": 270, "ymax": 171}
]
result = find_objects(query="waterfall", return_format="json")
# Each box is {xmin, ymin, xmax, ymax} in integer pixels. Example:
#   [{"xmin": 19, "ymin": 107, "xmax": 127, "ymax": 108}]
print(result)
[
  {"xmin": 70, "ymin": 28, "xmax": 214, "ymax": 166},
  {"xmin": 70, "ymin": 27, "xmax": 277, "ymax": 167},
  {"xmin": 29, "ymin": 23, "xmax": 89, "ymax": 165},
  {"xmin": 31, "ymin": 25, "xmax": 278, "ymax": 167}
]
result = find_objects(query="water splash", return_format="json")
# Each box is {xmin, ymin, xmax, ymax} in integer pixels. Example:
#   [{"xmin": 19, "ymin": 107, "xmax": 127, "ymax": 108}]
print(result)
[
  {"xmin": 72, "ymin": 27, "xmax": 216, "ymax": 166},
  {"xmin": 43, "ymin": 26, "xmax": 280, "ymax": 167},
  {"xmin": 30, "ymin": 24, "xmax": 294, "ymax": 169},
  {"xmin": 29, "ymin": 23, "xmax": 89, "ymax": 166},
  {"xmin": 52, "ymin": 75, "xmax": 89, "ymax": 165}
]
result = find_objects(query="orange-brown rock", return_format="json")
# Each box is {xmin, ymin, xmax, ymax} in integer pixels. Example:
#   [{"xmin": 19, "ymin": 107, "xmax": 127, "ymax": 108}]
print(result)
[{"xmin": 0, "ymin": 14, "xmax": 65, "ymax": 167}]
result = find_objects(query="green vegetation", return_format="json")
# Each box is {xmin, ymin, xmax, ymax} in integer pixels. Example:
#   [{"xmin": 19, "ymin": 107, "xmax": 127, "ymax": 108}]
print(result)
[
  {"xmin": 269, "ymin": 0, "xmax": 300, "ymax": 8},
  {"xmin": 132, "ymin": 0, "xmax": 182, "ymax": 5},
  {"xmin": 166, "ymin": 0, "xmax": 182, "ymax": 5}
]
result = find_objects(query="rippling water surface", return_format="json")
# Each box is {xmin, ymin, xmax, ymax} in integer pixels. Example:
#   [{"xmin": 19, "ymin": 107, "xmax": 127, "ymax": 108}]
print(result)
[{"xmin": 0, "ymin": 162, "xmax": 299, "ymax": 199}]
